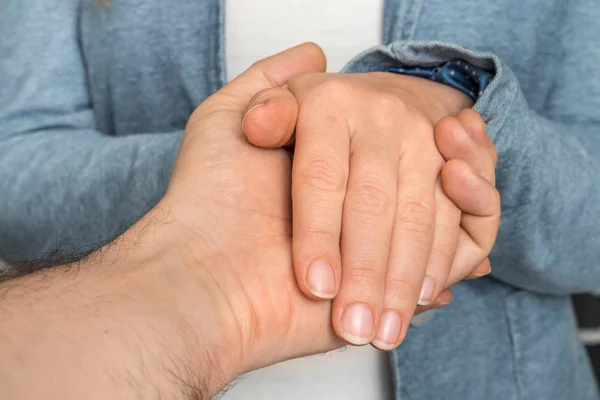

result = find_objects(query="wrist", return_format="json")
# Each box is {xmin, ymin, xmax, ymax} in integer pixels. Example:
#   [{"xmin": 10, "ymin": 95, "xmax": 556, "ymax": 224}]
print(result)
[
  {"xmin": 374, "ymin": 72, "xmax": 474, "ymax": 123},
  {"xmin": 429, "ymin": 79, "xmax": 474, "ymax": 119},
  {"xmin": 111, "ymin": 204, "xmax": 245, "ymax": 397},
  {"xmin": 152, "ymin": 196, "xmax": 342, "ymax": 377},
  {"xmin": 0, "ymin": 229, "xmax": 230, "ymax": 399}
]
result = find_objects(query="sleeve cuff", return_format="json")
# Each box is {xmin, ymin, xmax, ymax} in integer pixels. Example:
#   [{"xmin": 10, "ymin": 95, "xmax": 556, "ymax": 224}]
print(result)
[
  {"xmin": 386, "ymin": 60, "xmax": 493, "ymax": 102},
  {"xmin": 341, "ymin": 40, "xmax": 520, "ymax": 148}
]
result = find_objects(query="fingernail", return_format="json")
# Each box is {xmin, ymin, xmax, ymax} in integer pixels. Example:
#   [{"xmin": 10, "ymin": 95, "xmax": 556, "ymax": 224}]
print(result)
[
  {"xmin": 372, "ymin": 311, "xmax": 402, "ymax": 351},
  {"xmin": 418, "ymin": 276, "xmax": 436, "ymax": 306},
  {"xmin": 426, "ymin": 294, "xmax": 454, "ymax": 310},
  {"xmin": 434, "ymin": 297, "xmax": 454, "ymax": 308},
  {"xmin": 241, "ymin": 103, "xmax": 265, "ymax": 128},
  {"xmin": 339, "ymin": 303, "xmax": 374, "ymax": 345},
  {"xmin": 306, "ymin": 260, "xmax": 336, "ymax": 299},
  {"xmin": 439, "ymin": 292, "xmax": 454, "ymax": 305},
  {"xmin": 471, "ymin": 266, "xmax": 492, "ymax": 278}
]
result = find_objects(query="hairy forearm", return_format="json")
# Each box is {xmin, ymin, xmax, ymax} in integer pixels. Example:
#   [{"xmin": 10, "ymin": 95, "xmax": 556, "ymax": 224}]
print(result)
[{"xmin": 0, "ymin": 212, "xmax": 233, "ymax": 399}]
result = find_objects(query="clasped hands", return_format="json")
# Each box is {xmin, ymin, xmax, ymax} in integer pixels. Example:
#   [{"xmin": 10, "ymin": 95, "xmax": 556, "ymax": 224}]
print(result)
[
  {"xmin": 0, "ymin": 43, "xmax": 500, "ymax": 399},
  {"xmin": 166, "ymin": 43, "xmax": 499, "ymax": 384},
  {"xmin": 240, "ymin": 48, "xmax": 500, "ymax": 350}
]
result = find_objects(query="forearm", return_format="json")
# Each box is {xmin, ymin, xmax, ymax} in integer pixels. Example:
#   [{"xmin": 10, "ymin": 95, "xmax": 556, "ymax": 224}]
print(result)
[{"xmin": 0, "ymin": 208, "xmax": 234, "ymax": 399}]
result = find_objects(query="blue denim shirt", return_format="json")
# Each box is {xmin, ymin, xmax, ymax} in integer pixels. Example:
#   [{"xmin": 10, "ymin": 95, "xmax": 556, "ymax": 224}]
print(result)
[{"xmin": 1, "ymin": 1, "xmax": 600, "ymax": 398}]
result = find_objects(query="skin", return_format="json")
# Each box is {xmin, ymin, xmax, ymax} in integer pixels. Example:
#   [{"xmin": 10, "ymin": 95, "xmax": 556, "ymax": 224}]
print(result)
[
  {"xmin": 0, "ymin": 44, "xmax": 499, "ymax": 399},
  {"xmin": 242, "ymin": 65, "xmax": 499, "ymax": 349}
]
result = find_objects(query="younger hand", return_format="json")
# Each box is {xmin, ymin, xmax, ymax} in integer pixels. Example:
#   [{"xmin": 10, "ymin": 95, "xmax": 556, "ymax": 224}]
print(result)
[{"xmin": 243, "ymin": 70, "xmax": 500, "ymax": 350}]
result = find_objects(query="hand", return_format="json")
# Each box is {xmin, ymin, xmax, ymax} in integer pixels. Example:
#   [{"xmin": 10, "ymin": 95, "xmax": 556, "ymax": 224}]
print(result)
[
  {"xmin": 0, "ymin": 44, "xmax": 345, "ymax": 399},
  {"xmin": 164, "ymin": 43, "xmax": 346, "ymax": 389},
  {"xmin": 242, "ymin": 71, "xmax": 500, "ymax": 350},
  {"xmin": 414, "ymin": 109, "xmax": 499, "ymax": 311},
  {"xmin": 434, "ymin": 109, "xmax": 500, "ymax": 284}
]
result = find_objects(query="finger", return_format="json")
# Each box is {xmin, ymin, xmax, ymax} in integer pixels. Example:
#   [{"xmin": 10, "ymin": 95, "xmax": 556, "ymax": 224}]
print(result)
[
  {"xmin": 417, "ymin": 182, "xmax": 461, "ymax": 306},
  {"xmin": 373, "ymin": 136, "xmax": 438, "ymax": 351},
  {"xmin": 465, "ymin": 257, "xmax": 492, "ymax": 279},
  {"xmin": 442, "ymin": 159, "xmax": 500, "ymax": 223},
  {"xmin": 201, "ymin": 42, "xmax": 326, "ymax": 115},
  {"xmin": 456, "ymin": 109, "xmax": 497, "ymax": 165},
  {"xmin": 434, "ymin": 113, "xmax": 499, "ymax": 285},
  {"xmin": 291, "ymin": 98, "xmax": 350, "ymax": 301},
  {"xmin": 434, "ymin": 116, "xmax": 495, "ymax": 184},
  {"xmin": 242, "ymin": 86, "xmax": 299, "ymax": 148},
  {"xmin": 375, "ymin": 288, "xmax": 454, "ymax": 352},
  {"xmin": 413, "ymin": 288, "xmax": 454, "ymax": 316},
  {"xmin": 446, "ymin": 231, "xmax": 493, "ymax": 285},
  {"xmin": 332, "ymin": 121, "xmax": 400, "ymax": 346},
  {"xmin": 442, "ymin": 161, "xmax": 500, "ymax": 285}
]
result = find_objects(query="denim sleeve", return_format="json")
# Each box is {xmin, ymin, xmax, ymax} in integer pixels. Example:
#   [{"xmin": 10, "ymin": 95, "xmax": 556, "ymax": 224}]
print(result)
[
  {"xmin": 0, "ymin": 0, "xmax": 181, "ymax": 261},
  {"xmin": 343, "ymin": 41, "xmax": 600, "ymax": 295}
]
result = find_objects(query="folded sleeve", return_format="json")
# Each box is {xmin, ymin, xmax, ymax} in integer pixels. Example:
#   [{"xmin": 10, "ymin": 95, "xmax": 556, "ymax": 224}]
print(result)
[
  {"xmin": 0, "ymin": 0, "xmax": 182, "ymax": 261},
  {"xmin": 343, "ymin": 40, "xmax": 600, "ymax": 295}
]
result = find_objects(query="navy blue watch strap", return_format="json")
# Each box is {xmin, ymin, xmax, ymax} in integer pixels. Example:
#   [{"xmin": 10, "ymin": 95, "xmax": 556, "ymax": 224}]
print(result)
[{"xmin": 387, "ymin": 60, "xmax": 493, "ymax": 101}]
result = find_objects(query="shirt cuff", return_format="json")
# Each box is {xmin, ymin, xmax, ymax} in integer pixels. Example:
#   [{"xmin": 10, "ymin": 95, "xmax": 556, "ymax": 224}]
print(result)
[
  {"xmin": 341, "ymin": 40, "xmax": 517, "ymax": 148},
  {"xmin": 386, "ymin": 60, "xmax": 493, "ymax": 102}
]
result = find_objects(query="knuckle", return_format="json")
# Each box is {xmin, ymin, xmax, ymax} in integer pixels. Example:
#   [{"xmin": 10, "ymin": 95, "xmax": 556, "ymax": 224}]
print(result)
[
  {"xmin": 429, "ymin": 242, "xmax": 456, "ymax": 264},
  {"xmin": 309, "ymin": 79, "xmax": 354, "ymax": 107},
  {"xmin": 288, "ymin": 72, "xmax": 318, "ymax": 89},
  {"xmin": 396, "ymin": 201, "xmax": 435, "ymax": 234},
  {"xmin": 249, "ymin": 62, "xmax": 280, "ymax": 88},
  {"xmin": 299, "ymin": 228, "xmax": 339, "ymax": 245},
  {"xmin": 383, "ymin": 276, "xmax": 420, "ymax": 303},
  {"xmin": 415, "ymin": 118, "xmax": 436, "ymax": 142},
  {"xmin": 298, "ymin": 156, "xmax": 347, "ymax": 193},
  {"xmin": 439, "ymin": 205, "xmax": 462, "ymax": 223},
  {"xmin": 355, "ymin": 140, "xmax": 393, "ymax": 160},
  {"xmin": 248, "ymin": 59, "xmax": 263, "ymax": 71},
  {"xmin": 314, "ymin": 79, "xmax": 352, "ymax": 97},
  {"xmin": 373, "ymin": 93, "xmax": 408, "ymax": 117},
  {"xmin": 345, "ymin": 264, "xmax": 383, "ymax": 288},
  {"xmin": 294, "ymin": 228, "xmax": 340, "ymax": 262},
  {"xmin": 346, "ymin": 181, "xmax": 392, "ymax": 217}
]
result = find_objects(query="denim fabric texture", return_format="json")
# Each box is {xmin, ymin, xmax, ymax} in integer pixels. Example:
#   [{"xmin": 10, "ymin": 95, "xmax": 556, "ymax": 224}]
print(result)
[
  {"xmin": 387, "ymin": 60, "xmax": 493, "ymax": 101},
  {"xmin": 1, "ymin": 1, "xmax": 599, "ymax": 399}
]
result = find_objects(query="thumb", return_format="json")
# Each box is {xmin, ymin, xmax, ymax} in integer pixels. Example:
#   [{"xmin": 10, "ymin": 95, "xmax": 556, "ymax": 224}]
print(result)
[
  {"xmin": 204, "ymin": 42, "xmax": 326, "ymax": 115},
  {"xmin": 242, "ymin": 86, "xmax": 299, "ymax": 148}
]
